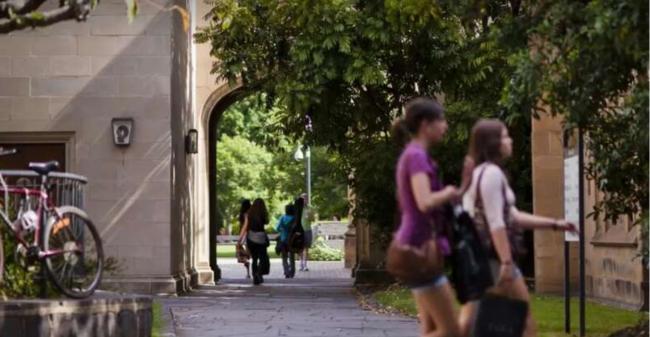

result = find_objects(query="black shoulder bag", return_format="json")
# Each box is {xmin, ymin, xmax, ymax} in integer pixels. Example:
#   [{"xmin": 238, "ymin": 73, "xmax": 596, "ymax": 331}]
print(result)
[{"xmin": 449, "ymin": 202, "xmax": 494, "ymax": 304}]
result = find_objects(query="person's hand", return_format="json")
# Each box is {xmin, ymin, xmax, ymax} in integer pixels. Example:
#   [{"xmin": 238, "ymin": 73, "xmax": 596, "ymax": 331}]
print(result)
[
  {"xmin": 443, "ymin": 185, "xmax": 459, "ymax": 202},
  {"xmin": 497, "ymin": 262, "xmax": 515, "ymax": 287},
  {"xmin": 557, "ymin": 220, "xmax": 578, "ymax": 234}
]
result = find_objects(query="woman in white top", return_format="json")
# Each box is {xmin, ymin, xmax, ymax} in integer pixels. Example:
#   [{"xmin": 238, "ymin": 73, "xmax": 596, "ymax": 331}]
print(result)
[{"xmin": 459, "ymin": 119, "xmax": 577, "ymax": 337}]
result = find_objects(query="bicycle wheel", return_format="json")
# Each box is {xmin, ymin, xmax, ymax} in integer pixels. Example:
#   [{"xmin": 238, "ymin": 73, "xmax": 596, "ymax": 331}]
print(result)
[{"xmin": 44, "ymin": 206, "xmax": 103, "ymax": 298}]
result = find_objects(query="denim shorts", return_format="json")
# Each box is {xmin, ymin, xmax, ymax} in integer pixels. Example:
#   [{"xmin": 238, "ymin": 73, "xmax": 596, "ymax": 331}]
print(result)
[
  {"xmin": 488, "ymin": 259, "xmax": 522, "ymax": 280},
  {"xmin": 409, "ymin": 274, "xmax": 449, "ymax": 293}
]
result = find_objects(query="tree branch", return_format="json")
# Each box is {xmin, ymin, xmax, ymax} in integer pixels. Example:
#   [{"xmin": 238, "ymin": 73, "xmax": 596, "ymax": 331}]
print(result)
[
  {"xmin": 0, "ymin": 0, "xmax": 91, "ymax": 33},
  {"xmin": 0, "ymin": 0, "xmax": 47, "ymax": 19}
]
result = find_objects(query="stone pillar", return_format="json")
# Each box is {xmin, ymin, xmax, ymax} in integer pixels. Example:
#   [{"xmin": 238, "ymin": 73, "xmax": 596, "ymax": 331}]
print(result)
[
  {"xmin": 344, "ymin": 223, "xmax": 356, "ymax": 269},
  {"xmin": 532, "ymin": 113, "xmax": 578, "ymax": 293},
  {"xmin": 353, "ymin": 219, "xmax": 392, "ymax": 284}
]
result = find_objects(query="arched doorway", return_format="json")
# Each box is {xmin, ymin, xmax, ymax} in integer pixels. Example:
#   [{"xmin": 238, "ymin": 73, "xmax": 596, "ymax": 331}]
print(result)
[
  {"xmin": 206, "ymin": 88, "xmax": 248, "ymax": 280},
  {"xmin": 198, "ymin": 86, "xmax": 355, "ymax": 284}
]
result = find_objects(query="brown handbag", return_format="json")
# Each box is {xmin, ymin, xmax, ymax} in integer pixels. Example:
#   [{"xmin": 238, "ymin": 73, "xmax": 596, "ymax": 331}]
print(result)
[{"xmin": 386, "ymin": 238, "xmax": 443, "ymax": 284}]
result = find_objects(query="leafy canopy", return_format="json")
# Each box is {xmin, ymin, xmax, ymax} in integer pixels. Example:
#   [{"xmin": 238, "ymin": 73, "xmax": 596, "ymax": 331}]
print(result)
[
  {"xmin": 502, "ymin": 0, "xmax": 649, "ymax": 223},
  {"xmin": 196, "ymin": 0, "xmax": 532, "ymax": 238},
  {"xmin": 216, "ymin": 95, "xmax": 349, "ymax": 232}
]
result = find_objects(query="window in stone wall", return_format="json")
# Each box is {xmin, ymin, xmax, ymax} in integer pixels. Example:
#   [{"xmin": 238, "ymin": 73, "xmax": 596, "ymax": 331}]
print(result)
[{"xmin": 0, "ymin": 143, "xmax": 66, "ymax": 172}]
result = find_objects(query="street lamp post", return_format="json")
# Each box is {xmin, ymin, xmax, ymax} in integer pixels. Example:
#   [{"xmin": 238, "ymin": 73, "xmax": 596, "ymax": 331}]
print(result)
[{"xmin": 294, "ymin": 145, "xmax": 311, "ymax": 205}]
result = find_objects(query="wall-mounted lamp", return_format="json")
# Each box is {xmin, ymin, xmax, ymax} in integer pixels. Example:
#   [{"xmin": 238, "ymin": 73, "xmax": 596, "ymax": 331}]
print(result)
[
  {"xmin": 111, "ymin": 118, "xmax": 134, "ymax": 147},
  {"xmin": 186, "ymin": 129, "xmax": 198, "ymax": 154}
]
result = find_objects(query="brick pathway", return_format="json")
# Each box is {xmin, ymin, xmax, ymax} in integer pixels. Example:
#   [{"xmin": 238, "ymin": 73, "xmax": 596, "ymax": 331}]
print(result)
[{"xmin": 158, "ymin": 259, "xmax": 419, "ymax": 337}]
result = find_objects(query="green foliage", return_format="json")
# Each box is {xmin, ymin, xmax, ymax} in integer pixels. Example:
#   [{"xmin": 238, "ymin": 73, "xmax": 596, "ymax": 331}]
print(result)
[
  {"xmin": 216, "ymin": 95, "xmax": 350, "ymax": 229},
  {"xmin": 373, "ymin": 286, "xmax": 646, "ymax": 336},
  {"xmin": 196, "ymin": 0, "xmax": 534, "ymax": 245},
  {"xmin": 152, "ymin": 301, "xmax": 164, "ymax": 337},
  {"xmin": 308, "ymin": 236, "xmax": 343, "ymax": 261},
  {"xmin": 216, "ymin": 134, "xmax": 273, "ymax": 229},
  {"xmin": 0, "ymin": 229, "xmax": 39, "ymax": 298},
  {"xmin": 125, "ymin": 0, "xmax": 138, "ymax": 23},
  {"xmin": 502, "ymin": 0, "xmax": 649, "ymax": 225}
]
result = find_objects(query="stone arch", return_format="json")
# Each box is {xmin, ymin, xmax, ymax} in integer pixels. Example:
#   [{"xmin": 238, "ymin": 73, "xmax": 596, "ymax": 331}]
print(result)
[{"xmin": 193, "ymin": 82, "xmax": 247, "ymax": 282}]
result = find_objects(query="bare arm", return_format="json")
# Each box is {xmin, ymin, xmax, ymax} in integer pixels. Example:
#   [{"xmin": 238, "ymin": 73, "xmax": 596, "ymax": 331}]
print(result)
[
  {"xmin": 238, "ymin": 215, "xmax": 249, "ymax": 244},
  {"xmin": 491, "ymin": 228, "xmax": 513, "ymax": 264},
  {"xmin": 410, "ymin": 173, "xmax": 456, "ymax": 213},
  {"xmin": 491, "ymin": 227, "xmax": 516, "ymax": 286},
  {"xmin": 512, "ymin": 208, "xmax": 576, "ymax": 232}
]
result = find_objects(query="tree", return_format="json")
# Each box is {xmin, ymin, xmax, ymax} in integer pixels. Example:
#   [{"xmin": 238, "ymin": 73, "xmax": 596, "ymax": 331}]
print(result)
[
  {"xmin": 196, "ymin": 0, "xmax": 533, "ymax": 242},
  {"xmin": 502, "ymin": 0, "xmax": 648, "ymax": 229},
  {"xmin": 216, "ymin": 134, "xmax": 273, "ymax": 232},
  {"xmin": 218, "ymin": 94, "xmax": 350, "ymax": 223}
]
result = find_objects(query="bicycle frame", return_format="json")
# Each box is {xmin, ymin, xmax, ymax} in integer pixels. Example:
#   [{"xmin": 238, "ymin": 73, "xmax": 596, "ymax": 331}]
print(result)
[{"xmin": 0, "ymin": 173, "xmax": 69, "ymax": 259}]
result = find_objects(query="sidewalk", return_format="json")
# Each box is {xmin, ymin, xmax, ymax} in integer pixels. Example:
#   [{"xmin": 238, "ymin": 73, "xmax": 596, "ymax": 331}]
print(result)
[{"xmin": 158, "ymin": 259, "xmax": 418, "ymax": 337}]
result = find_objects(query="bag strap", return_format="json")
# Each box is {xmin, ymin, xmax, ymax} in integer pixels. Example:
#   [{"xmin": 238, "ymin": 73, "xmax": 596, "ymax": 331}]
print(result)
[
  {"xmin": 475, "ymin": 166, "xmax": 489, "ymax": 209},
  {"xmin": 475, "ymin": 164, "xmax": 509, "ymax": 214}
]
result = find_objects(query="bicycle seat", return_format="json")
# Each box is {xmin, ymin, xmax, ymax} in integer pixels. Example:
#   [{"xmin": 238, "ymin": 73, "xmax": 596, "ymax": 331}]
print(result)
[{"xmin": 28, "ymin": 161, "xmax": 60, "ymax": 176}]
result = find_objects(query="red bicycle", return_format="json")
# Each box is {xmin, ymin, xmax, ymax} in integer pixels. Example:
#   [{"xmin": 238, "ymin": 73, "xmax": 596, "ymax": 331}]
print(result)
[{"xmin": 0, "ymin": 147, "xmax": 103, "ymax": 298}]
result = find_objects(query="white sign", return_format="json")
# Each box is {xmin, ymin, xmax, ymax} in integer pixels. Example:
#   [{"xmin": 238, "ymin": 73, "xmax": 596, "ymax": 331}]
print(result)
[{"xmin": 564, "ymin": 155, "xmax": 580, "ymax": 242}]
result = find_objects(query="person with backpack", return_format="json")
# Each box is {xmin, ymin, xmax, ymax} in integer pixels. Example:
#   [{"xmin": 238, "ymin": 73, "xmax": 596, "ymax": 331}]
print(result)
[
  {"xmin": 276, "ymin": 203, "xmax": 297, "ymax": 278},
  {"xmin": 387, "ymin": 97, "xmax": 472, "ymax": 337},
  {"xmin": 290, "ymin": 197, "xmax": 307, "ymax": 256},
  {"xmin": 459, "ymin": 119, "xmax": 577, "ymax": 337},
  {"xmin": 239, "ymin": 198, "xmax": 271, "ymax": 285}
]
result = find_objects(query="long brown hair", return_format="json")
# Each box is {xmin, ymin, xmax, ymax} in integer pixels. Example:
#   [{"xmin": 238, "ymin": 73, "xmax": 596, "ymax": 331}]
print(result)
[
  {"xmin": 391, "ymin": 97, "xmax": 445, "ymax": 147},
  {"xmin": 248, "ymin": 198, "xmax": 268, "ymax": 226},
  {"xmin": 469, "ymin": 119, "xmax": 506, "ymax": 165}
]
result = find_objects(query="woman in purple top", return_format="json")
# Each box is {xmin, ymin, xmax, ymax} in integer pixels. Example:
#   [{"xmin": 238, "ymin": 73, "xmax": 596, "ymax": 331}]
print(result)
[{"xmin": 393, "ymin": 97, "xmax": 470, "ymax": 337}]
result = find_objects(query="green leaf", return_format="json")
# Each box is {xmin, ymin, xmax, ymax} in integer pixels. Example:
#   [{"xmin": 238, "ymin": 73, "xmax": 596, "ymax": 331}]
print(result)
[
  {"xmin": 125, "ymin": 0, "xmax": 138, "ymax": 23},
  {"xmin": 28, "ymin": 12, "xmax": 46, "ymax": 21}
]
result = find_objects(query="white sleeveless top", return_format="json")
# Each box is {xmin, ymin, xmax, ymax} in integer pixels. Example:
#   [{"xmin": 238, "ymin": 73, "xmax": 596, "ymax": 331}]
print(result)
[{"xmin": 462, "ymin": 163, "xmax": 517, "ymax": 231}]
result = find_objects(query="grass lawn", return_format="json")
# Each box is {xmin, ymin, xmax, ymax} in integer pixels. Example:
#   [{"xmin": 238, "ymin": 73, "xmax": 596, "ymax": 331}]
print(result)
[
  {"xmin": 216, "ymin": 244, "xmax": 280, "ymax": 259},
  {"xmin": 152, "ymin": 301, "xmax": 163, "ymax": 337},
  {"xmin": 373, "ymin": 286, "xmax": 646, "ymax": 337}
]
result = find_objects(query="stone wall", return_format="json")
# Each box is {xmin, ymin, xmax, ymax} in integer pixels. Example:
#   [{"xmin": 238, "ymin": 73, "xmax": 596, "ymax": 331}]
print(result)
[
  {"xmin": 0, "ymin": 0, "xmax": 187, "ymax": 293},
  {"xmin": 0, "ymin": 293, "xmax": 152, "ymax": 337},
  {"xmin": 532, "ymin": 113, "xmax": 644, "ymax": 309}
]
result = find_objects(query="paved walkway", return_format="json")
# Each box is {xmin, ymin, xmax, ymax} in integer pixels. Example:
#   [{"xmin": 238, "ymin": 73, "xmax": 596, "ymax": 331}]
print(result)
[
  {"xmin": 219, "ymin": 258, "xmax": 353, "ymax": 280},
  {"xmin": 158, "ymin": 259, "xmax": 419, "ymax": 337}
]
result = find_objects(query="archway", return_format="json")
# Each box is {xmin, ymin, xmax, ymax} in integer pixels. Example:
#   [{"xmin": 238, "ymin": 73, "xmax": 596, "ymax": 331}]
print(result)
[
  {"xmin": 205, "ymin": 87, "xmax": 248, "ymax": 280},
  {"xmin": 199, "ymin": 86, "xmax": 354, "ymax": 284}
]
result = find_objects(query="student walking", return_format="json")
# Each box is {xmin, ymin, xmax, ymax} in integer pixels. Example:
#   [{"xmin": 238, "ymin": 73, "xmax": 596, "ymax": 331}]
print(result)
[
  {"xmin": 276, "ymin": 204, "xmax": 297, "ymax": 278},
  {"xmin": 459, "ymin": 119, "xmax": 577, "ymax": 337},
  {"xmin": 239, "ymin": 198, "xmax": 271, "ymax": 285},
  {"xmin": 291, "ymin": 197, "xmax": 306, "ymax": 257},
  {"xmin": 388, "ymin": 97, "xmax": 470, "ymax": 337},
  {"xmin": 298, "ymin": 193, "xmax": 312, "ymax": 272},
  {"xmin": 236, "ymin": 199, "xmax": 252, "ymax": 278}
]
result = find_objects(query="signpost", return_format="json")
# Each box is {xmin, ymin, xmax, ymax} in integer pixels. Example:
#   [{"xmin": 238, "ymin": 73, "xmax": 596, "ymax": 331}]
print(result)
[
  {"xmin": 563, "ymin": 128, "xmax": 586, "ymax": 336},
  {"xmin": 578, "ymin": 128, "xmax": 586, "ymax": 337}
]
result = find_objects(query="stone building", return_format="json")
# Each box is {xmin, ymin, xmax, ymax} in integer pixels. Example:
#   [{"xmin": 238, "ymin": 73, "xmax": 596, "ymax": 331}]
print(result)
[
  {"xmin": 532, "ymin": 114, "xmax": 647, "ymax": 309},
  {"xmin": 0, "ymin": 0, "xmax": 645, "ymax": 309},
  {"xmin": 0, "ymin": 0, "xmax": 226, "ymax": 293}
]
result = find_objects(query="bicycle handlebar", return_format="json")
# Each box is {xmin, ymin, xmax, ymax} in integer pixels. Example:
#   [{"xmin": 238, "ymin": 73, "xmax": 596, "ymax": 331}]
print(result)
[{"xmin": 0, "ymin": 148, "xmax": 17, "ymax": 157}]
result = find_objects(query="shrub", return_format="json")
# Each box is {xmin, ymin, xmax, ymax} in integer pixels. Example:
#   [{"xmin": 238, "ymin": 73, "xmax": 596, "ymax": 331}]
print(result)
[
  {"xmin": 0, "ymin": 228, "xmax": 41, "ymax": 298},
  {"xmin": 308, "ymin": 236, "xmax": 343, "ymax": 261}
]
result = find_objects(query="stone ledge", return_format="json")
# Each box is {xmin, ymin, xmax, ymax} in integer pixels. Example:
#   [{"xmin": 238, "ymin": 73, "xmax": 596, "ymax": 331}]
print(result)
[
  {"xmin": 102, "ymin": 276, "xmax": 178, "ymax": 295},
  {"xmin": 0, "ymin": 291, "xmax": 152, "ymax": 337}
]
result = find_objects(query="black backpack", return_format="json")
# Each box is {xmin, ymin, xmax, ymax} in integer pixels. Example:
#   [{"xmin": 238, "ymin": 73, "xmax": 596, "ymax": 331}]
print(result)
[
  {"xmin": 449, "ymin": 204, "xmax": 494, "ymax": 304},
  {"xmin": 288, "ymin": 220, "xmax": 305, "ymax": 253}
]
